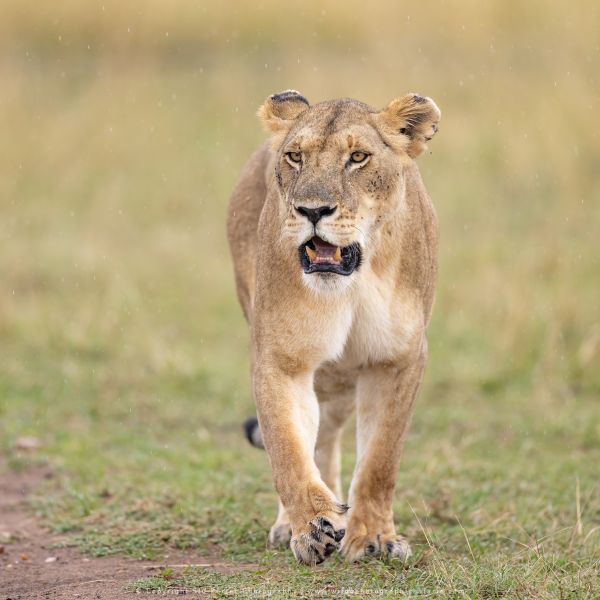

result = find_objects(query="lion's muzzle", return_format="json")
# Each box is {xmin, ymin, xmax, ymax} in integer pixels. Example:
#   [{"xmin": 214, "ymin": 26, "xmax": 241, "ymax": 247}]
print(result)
[{"xmin": 299, "ymin": 236, "xmax": 362, "ymax": 276}]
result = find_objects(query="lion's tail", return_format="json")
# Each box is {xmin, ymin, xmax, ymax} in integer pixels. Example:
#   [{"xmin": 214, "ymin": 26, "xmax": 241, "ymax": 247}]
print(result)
[{"xmin": 243, "ymin": 416, "xmax": 265, "ymax": 449}]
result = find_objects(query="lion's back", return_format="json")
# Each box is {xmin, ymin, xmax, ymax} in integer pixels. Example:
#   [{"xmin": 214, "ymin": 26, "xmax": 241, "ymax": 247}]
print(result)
[{"xmin": 226, "ymin": 142, "xmax": 272, "ymax": 322}]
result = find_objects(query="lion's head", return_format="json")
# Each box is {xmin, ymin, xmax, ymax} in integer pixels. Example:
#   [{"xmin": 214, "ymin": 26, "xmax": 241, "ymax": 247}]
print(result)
[{"xmin": 258, "ymin": 90, "xmax": 440, "ymax": 288}]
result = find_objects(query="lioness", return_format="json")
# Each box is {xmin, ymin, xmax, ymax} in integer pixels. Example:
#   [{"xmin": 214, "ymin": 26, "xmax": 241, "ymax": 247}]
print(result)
[{"xmin": 227, "ymin": 90, "xmax": 440, "ymax": 565}]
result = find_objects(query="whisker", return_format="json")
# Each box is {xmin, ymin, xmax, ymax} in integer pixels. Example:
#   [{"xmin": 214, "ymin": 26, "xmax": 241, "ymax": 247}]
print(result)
[{"xmin": 351, "ymin": 223, "xmax": 371, "ymax": 245}]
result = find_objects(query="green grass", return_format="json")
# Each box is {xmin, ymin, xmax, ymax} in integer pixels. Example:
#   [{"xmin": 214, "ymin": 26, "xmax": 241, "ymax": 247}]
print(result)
[
  {"xmin": 126, "ymin": 551, "xmax": 599, "ymax": 599},
  {"xmin": 1, "ymin": 1, "xmax": 600, "ymax": 597}
]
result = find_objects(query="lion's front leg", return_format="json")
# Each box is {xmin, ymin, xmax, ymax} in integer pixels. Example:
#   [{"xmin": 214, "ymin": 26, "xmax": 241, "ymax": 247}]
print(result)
[
  {"xmin": 254, "ymin": 365, "xmax": 348, "ymax": 565},
  {"xmin": 341, "ymin": 344, "xmax": 427, "ymax": 562}
]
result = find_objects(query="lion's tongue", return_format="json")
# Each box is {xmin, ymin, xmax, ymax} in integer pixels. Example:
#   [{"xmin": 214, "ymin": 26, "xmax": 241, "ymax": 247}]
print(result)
[{"xmin": 306, "ymin": 236, "xmax": 342, "ymax": 264}]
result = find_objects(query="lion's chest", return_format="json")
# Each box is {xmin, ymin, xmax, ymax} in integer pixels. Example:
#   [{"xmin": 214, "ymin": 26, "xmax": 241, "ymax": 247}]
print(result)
[{"xmin": 343, "ymin": 270, "xmax": 421, "ymax": 364}]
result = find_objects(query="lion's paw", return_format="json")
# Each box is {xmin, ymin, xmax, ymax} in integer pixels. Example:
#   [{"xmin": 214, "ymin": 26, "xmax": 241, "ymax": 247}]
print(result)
[
  {"xmin": 341, "ymin": 533, "xmax": 412, "ymax": 563},
  {"xmin": 268, "ymin": 521, "xmax": 292, "ymax": 548},
  {"xmin": 290, "ymin": 516, "xmax": 346, "ymax": 565}
]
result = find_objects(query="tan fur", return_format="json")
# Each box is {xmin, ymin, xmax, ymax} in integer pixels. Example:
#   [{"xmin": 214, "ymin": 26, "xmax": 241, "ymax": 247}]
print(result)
[{"xmin": 227, "ymin": 91, "xmax": 440, "ymax": 564}]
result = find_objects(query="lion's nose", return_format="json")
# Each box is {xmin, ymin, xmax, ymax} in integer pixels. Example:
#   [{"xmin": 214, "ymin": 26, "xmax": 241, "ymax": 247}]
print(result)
[{"xmin": 295, "ymin": 205, "xmax": 337, "ymax": 224}]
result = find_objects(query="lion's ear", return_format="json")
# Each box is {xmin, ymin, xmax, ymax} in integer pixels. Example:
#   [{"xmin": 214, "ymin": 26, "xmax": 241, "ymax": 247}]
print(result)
[
  {"xmin": 258, "ymin": 90, "xmax": 310, "ymax": 134},
  {"xmin": 377, "ymin": 93, "xmax": 441, "ymax": 158}
]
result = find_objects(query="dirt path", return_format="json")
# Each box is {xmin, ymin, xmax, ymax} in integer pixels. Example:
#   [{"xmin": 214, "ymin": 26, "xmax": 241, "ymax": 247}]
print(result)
[{"xmin": 0, "ymin": 459, "xmax": 250, "ymax": 599}]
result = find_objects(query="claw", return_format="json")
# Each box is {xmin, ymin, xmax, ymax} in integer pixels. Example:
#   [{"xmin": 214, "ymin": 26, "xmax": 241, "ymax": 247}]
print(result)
[{"xmin": 333, "ymin": 528, "xmax": 346, "ymax": 542}]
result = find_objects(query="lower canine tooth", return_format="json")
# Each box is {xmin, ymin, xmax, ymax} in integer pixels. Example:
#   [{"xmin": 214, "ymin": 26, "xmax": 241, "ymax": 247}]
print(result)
[
  {"xmin": 333, "ymin": 247, "xmax": 342, "ymax": 262},
  {"xmin": 306, "ymin": 246, "xmax": 317, "ymax": 262}
]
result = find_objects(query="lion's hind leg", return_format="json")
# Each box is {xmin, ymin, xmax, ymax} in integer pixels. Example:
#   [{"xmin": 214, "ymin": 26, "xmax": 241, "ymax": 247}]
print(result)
[
  {"xmin": 314, "ymin": 367, "xmax": 356, "ymax": 501},
  {"xmin": 268, "ymin": 499, "xmax": 292, "ymax": 548}
]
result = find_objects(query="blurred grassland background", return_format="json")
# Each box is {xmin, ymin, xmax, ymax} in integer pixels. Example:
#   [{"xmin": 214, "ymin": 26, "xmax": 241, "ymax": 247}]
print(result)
[{"xmin": 1, "ymin": 0, "xmax": 599, "ymax": 597}]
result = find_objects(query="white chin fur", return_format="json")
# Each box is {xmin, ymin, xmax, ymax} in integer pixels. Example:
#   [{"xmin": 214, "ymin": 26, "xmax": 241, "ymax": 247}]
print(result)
[{"xmin": 301, "ymin": 271, "xmax": 356, "ymax": 295}]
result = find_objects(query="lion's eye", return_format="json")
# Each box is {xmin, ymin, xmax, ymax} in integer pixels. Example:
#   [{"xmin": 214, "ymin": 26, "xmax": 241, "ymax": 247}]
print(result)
[
  {"xmin": 286, "ymin": 151, "xmax": 302, "ymax": 164},
  {"xmin": 350, "ymin": 151, "xmax": 369, "ymax": 164}
]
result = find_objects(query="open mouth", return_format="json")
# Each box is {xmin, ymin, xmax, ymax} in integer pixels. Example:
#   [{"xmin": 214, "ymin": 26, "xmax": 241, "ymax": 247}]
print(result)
[{"xmin": 298, "ymin": 236, "xmax": 362, "ymax": 276}]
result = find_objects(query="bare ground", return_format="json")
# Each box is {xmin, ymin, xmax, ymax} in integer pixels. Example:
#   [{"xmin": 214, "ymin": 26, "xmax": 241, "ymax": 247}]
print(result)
[{"xmin": 0, "ymin": 459, "xmax": 252, "ymax": 600}]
